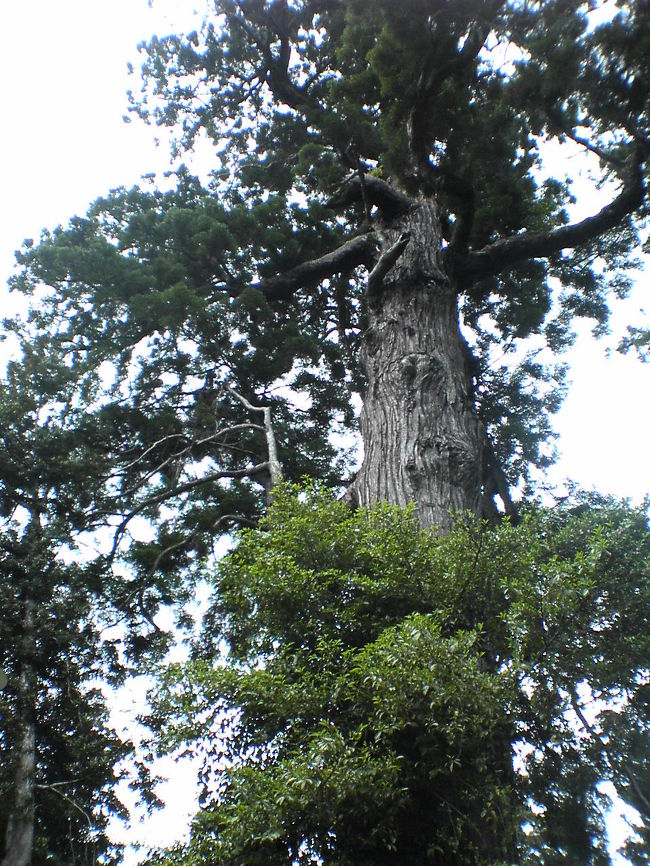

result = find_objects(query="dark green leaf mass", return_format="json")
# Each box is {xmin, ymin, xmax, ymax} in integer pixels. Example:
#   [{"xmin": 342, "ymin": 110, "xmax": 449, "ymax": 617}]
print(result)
[{"xmin": 147, "ymin": 486, "xmax": 649, "ymax": 866}]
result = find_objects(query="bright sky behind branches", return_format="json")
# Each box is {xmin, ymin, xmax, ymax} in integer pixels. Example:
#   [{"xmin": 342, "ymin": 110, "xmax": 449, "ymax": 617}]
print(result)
[{"xmin": 0, "ymin": 0, "xmax": 647, "ymax": 858}]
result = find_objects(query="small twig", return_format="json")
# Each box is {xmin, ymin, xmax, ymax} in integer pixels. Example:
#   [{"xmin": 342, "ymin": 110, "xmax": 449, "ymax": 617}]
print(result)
[
  {"xmin": 570, "ymin": 687, "xmax": 650, "ymax": 816},
  {"xmin": 113, "ymin": 423, "xmax": 265, "ymax": 497},
  {"xmin": 108, "ymin": 465, "xmax": 272, "ymax": 561},
  {"xmin": 348, "ymin": 145, "xmax": 372, "ymax": 227},
  {"xmin": 36, "ymin": 783, "xmax": 93, "ymax": 828},
  {"xmin": 556, "ymin": 123, "xmax": 626, "ymax": 168},
  {"xmin": 119, "ymin": 433, "xmax": 186, "ymax": 474},
  {"xmin": 143, "ymin": 512, "xmax": 250, "ymax": 579},
  {"xmin": 137, "ymin": 585, "xmax": 162, "ymax": 634}
]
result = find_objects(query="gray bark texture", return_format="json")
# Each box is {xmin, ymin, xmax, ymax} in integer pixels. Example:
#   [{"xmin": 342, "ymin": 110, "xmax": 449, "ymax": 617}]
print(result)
[
  {"xmin": 2, "ymin": 719, "xmax": 36, "ymax": 866},
  {"xmin": 3, "ymin": 601, "xmax": 36, "ymax": 866},
  {"xmin": 351, "ymin": 200, "xmax": 486, "ymax": 531}
]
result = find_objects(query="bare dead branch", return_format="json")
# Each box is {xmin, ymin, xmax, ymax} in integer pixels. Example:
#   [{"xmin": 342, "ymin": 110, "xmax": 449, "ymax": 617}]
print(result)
[{"xmin": 228, "ymin": 385, "xmax": 282, "ymax": 489}]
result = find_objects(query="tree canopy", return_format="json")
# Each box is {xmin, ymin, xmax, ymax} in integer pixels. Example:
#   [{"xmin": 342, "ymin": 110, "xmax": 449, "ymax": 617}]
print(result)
[{"xmin": 12, "ymin": 0, "xmax": 647, "ymax": 528}]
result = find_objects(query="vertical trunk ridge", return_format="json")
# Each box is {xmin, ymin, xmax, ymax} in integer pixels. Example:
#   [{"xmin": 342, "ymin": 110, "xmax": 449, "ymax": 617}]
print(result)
[{"xmin": 354, "ymin": 199, "xmax": 486, "ymax": 530}]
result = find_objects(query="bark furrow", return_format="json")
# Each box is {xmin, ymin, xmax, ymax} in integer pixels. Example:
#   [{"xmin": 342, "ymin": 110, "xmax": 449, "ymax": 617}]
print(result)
[{"xmin": 354, "ymin": 200, "xmax": 486, "ymax": 530}]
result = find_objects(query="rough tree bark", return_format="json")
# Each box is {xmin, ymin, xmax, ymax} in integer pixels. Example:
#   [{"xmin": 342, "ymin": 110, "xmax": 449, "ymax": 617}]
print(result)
[
  {"xmin": 350, "ymin": 199, "xmax": 485, "ymax": 531},
  {"xmin": 244, "ymin": 185, "xmax": 495, "ymax": 530}
]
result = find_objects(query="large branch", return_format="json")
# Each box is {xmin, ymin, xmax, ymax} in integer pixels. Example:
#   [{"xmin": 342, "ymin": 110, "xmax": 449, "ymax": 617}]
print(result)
[
  {"xmin": 457, "ymin": 147, "xmax": 646, "ymax": 283},
  {"xmin": 406, "ymin": 7, "xmax": 499, "ymax": 176},
  {"xmin": 327, "ymin": 175, "xmax": 413, "ymax": 219},
  {"xmin": 233, "ymin": 233, "xmax": 378, "ymax": 301}
]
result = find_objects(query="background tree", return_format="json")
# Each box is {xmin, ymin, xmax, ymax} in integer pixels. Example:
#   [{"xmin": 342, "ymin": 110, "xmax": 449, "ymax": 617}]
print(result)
[
  {"xmin": 0, "ymin": 269, "xmax": 295, "ymax": 864},
  {"xmin": 0, "ymin": 335, "xmax": 130, "ymax": 866}
]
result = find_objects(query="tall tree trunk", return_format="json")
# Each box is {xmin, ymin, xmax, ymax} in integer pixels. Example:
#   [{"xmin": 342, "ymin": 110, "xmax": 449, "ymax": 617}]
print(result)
[
  {"xmin": 3, "ymin": 600, "xmax": 36, "ymax": 866},
  {"xmin": 353, "ymin": 198, "xmax": 486, "ymax": 531}
]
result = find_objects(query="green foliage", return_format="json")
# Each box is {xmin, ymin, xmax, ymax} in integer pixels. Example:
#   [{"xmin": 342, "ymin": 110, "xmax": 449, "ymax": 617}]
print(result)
[
  {"xmin": 0, "ymin": 346, "xmax": 132, "ymax": 863},
  {"xmin": 147, "ymin": 486, "xmax": 650, "ymax": 866}
]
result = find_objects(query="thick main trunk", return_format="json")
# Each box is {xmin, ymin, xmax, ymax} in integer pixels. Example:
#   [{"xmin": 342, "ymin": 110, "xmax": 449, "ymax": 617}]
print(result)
[{"xmin": 353, "ymin": 199, "xmax": 486, "ymax": 531}]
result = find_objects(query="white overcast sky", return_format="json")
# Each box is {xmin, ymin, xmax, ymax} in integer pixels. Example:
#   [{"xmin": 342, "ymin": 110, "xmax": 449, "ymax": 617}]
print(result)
[{"xmin": 0, "ymin": 0, "xmax": 647, "ymax": 858}]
